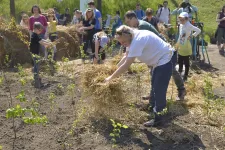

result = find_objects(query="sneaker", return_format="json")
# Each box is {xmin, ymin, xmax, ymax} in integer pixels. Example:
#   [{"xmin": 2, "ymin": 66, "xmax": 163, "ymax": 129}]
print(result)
[
  {"xmin": 144, "ymin": 119, "xmax": 158, "ymax": 127},
  {"xmin": 176, "ymin": 89, "xmax": 186, "ymax": 101},
  {"xmin": 144, "ymin": 117, "xmax": 162, "ymax": 127},
  {"xmin": 142, "ymin": 95, "xmax": 150, "ymax": 100}
]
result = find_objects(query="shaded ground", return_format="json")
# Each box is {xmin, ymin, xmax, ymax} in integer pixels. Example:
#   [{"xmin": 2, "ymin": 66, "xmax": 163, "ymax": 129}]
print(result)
[{"xmin": 0, "ymin": 44, "xmax": 225, "ymax": 150}]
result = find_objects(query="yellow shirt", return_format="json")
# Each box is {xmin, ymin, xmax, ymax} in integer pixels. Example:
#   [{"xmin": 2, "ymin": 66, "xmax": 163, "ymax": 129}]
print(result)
[{"xmin": 47, "ymin": 21, "xmax": 57, "ymax": 34}]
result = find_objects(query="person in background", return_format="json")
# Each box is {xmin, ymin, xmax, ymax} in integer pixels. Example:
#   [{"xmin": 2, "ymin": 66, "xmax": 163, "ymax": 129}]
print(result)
[
  {"xmin": 54, "ymin": 7, "xmax": 61, "ymax": 23},
  {"xmin": 176, "ymin": 12, "xmax": 201, "ymax": 81},
  {"xmin": 216, "ymin": 5, "xmax": 225, "ymax": 54},
  {"xmin": 105, "ymin": 25, "xmax": 176, "ymax": 127},
  {"xmin": 112, "ymin": 11, "xmax": 123, "ymax": 36},
  {"xmin": 30, "ymin": 22, "xmax": 53, "ymax": 88},
  {"xmin": 156, "ymin": 1, "xmax": 170, "ymax": 24},
  {"xmin": 143, "ymin": 8, "xmax": 159, "ymax": 31},
  {"xmin": 46, "ymin": 13, "xmax": 58, "ymax": 61},
  {"xmin": 93, "ymin": 31, "xmax": 109, "ymax": 64},
  {"xmin": 155, "ymin": 4, "xmax": 163, "ymax": 15},
  {"xmin": 29, "ymin": 5, "xmax": 48, "ymax": 58},
  {"xmin": 59, "ymin": 8, "xmax": 71, "ymax": 26},
  {"xmin": 20, "ymin": 14, "xmax": 30, "ymax": 30},
  {"xmin": 88, "ymin": 1, "xmax": 102, "ymax": 33},
  {"xmin": 171, "ymin": 0, "xmax": 198, "ymax": 22},
  {"xmin": 134, "ymin": 3, "xmax": 145, "ymax": 20},
  {"xmin": 71, "ymin": 9, "xmax": 83, "ymax": 25},
  {"xmin": 124, "ymin": 10, "xmax": 186, "ymax": 101},
  {"xmin": 79, "ymin": 8, "xmax": 96, "ymax": 57}
]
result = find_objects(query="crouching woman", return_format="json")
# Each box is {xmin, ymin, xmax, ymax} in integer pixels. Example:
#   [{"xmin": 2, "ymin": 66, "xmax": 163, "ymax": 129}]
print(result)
[{"xmin": 105, "ymin": 25, "xmax": 176, "ymax": 127}]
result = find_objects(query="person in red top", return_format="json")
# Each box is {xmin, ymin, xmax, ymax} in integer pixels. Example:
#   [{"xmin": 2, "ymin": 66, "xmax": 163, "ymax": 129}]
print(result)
[{"xmin": 29, "ymin": 5, "xmax": 48, "ymax": 58}]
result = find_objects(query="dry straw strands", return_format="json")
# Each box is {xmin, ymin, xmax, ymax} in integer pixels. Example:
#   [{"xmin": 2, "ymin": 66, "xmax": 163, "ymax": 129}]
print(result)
[{"xmin": 81, "ymin": 65, "xmax": 125, "ymax": 115}]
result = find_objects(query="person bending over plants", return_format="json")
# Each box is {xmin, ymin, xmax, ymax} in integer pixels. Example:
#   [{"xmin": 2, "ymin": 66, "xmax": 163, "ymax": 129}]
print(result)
[
  {"xmin": 105, "ymin": 25, "xmax": 176, "ymax": 127},
  {"xmin": 93, "ymin": 31, "xmax": 110, "ymax": 64}
]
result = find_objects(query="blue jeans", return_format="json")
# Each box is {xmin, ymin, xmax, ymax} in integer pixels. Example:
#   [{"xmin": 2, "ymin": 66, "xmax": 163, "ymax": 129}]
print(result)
[{"xmin": 150, "ymin": 55, "xmax": 173, "ymax": 113}]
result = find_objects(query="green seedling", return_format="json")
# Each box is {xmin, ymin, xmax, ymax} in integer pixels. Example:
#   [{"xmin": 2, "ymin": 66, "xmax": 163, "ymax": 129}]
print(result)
[
  {"xmin": 15, "ymin": 90, "xmax": 27, "ymax": 102},
  {"xmin": 109, "ymin": 119, "xmax": 128, "ymax": 148},
  {"xmin": 48, "ymin": 92, "xmax": 56, "ymax": 111}
]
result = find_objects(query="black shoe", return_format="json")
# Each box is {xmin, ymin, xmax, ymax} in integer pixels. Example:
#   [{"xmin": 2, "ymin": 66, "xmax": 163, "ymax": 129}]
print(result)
[
  {"xmin": 176, "ymin": 89, "xmax": 186, "ymax": 101},
  {"xmin": 183, "ymin": 76, "xmax": 188, "ymax": 82}
]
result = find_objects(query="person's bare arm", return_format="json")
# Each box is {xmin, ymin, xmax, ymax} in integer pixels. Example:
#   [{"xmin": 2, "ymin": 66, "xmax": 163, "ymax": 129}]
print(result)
[
  {"xmin": 216, "ymin": 14, "xmax": 225, "ymax": 22},
  {"xmin": 39, "ymin": 39, "xmax": 52, "ymax": 47},
  {"xmin": 105, "ymin": 57, "xmax": 135, "ymax": 81},
  {"xmin": 95, "ymin": 40, "xmax": 100, "ymax": 59},
  {"xmin": 117, "ymin": 50, "xmax": 128, "ymax": 67},
  {"xmin": 82, "ymin": 24, "xmax": 95, "ymax": 30}
]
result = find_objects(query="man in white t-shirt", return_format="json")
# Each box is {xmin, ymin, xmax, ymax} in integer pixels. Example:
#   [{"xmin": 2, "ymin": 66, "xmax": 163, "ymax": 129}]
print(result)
[
  {"xmin": 156, "ymin": 1, "xmax": 171, "ymax": 24},
  {"xmin": 105, "ymin": 25, "xmax": 176, "ymax": 127}
]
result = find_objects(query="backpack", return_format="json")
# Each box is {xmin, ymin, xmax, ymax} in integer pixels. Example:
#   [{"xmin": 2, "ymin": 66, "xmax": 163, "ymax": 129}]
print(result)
[{"xmin": 158, "ymin": 7, "xmax": 170, "ymax": 18}]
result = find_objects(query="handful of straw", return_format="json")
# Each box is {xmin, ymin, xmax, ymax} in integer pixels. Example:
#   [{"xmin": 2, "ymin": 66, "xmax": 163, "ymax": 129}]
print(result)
[{"xmin": 82, "ymin": 65, "xmax": 125, "ymax": 111}]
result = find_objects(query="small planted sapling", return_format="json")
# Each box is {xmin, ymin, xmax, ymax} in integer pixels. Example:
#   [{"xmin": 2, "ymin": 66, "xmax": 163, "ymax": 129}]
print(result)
[{"xmin": 109, "ymin": 119, "xmax": 128, "ymax": 148}]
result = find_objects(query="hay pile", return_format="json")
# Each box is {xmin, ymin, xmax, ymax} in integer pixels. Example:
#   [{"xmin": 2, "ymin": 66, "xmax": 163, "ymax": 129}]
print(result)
[
  {"xmin": 0, "ymin": 25, "xmax": 31, "ymax": 65},
  {"xmin": 56, "ymin": 25, "xmax": 80, "ymax": 60},
  {"xmin": 81, "ymin": 65, "xmax": 126, "ymax": 115}
]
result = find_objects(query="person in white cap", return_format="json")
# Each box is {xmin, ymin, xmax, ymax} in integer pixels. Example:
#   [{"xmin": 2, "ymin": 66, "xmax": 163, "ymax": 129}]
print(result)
[{"xmin": 176, "ymin": 12, "xmax": 201, "ymax": 81}]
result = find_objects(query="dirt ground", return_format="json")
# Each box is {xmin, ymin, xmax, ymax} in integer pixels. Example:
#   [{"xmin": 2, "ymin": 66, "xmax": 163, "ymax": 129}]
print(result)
[{"xmin": 0, "ymin": 45, "xmax": 225, "ymax": 150}]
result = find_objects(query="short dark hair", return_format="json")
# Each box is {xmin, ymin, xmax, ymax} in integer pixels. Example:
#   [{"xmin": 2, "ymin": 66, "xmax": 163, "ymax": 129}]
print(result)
[
  {"xmin": 163, "ymin": 1, "xmax": 168, "ymax": 4},
  {"xmin": 222, "ymin": 5, "xmax": 225, "ymax": 13},
  {"xmin": 33, "ymin": 22, "xmax": 44, "ymax": 30},
  {"xmin": 31, "ymin": 5, "xmax": 41, "ymax": 14},
  {"xmin": 73, "ymin": 8, "xmax": 78, "ymax": 12},
  {"xmin": 116, "ymin": 11, "xmax": 120, "ymax": 15},
  {"xmin": 124, "ymin": 10, "xmax": 137, "ymax": 19},
  {"xmin": 88, "ymin": 1, "xmax": 95, "ymax": 5}
]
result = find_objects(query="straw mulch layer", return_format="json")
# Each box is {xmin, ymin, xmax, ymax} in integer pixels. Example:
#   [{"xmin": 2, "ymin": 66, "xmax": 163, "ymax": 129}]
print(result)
[{"xmin": 81, "ymin": 65, "xmax": 126, "ymax": 116}]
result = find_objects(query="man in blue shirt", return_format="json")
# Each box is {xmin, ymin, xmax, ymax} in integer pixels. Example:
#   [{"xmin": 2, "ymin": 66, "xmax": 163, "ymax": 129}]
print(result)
[
  {"xmin": 88, "ymin": 1, "xmax": 102, "ymax": 32},
  {"xmin": 134, "ymin": 3, "xmax": 145, "ymax": 20}
]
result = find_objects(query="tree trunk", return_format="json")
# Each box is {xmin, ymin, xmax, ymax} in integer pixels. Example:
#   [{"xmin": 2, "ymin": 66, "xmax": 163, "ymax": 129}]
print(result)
[
  {"xmin": 10, "ymin": 0, "xmax": 16, "ymax": 18},
  {"xmin": 97, "ymin": 0, "xmax": 102, "ymax": 13}
]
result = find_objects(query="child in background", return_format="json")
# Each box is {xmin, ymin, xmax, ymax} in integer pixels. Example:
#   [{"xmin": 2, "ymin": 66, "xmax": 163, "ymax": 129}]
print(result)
[
  {"xmin": 176, "ymin": 12, "xmax": 201, "ymax": 81},
  {"xmin": 93, "ymin": 31, "xmax": 109, "ymax": 64},
  {"xmin": 71, "ymin": 9, "xmax": 83, "ymax": 25},
  {"xmin": 30, "ymin": 22, "xmax": 53, "ymax": 88},
  {"xmin": 46, "ymin": 13, "xmax": 58, "ymax": 60},
  {"xmin": 20, "ymin": 14, "xmax": 30, "ymax": 30}
]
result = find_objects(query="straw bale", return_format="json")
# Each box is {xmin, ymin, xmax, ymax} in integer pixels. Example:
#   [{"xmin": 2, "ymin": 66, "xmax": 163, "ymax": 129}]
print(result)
[
  {"xmin": 0, "ymin": 26, "xmax": 31, "ymax": 65},
  {"xmin": 56, "ymin": 25, "xmax": 80, "ymax": 60}
]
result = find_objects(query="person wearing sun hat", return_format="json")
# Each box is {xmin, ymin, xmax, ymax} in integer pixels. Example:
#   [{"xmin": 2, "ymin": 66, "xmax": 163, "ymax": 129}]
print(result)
[{"xmin": 176, "ymin": 12, "xmax": 201, "ymax": 81}]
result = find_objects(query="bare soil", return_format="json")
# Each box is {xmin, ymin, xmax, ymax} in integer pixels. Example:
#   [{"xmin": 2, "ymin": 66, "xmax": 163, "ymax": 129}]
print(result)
[{"xmin": 0, "ymin": 45, "xmax": 225, "ymax": 150}]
